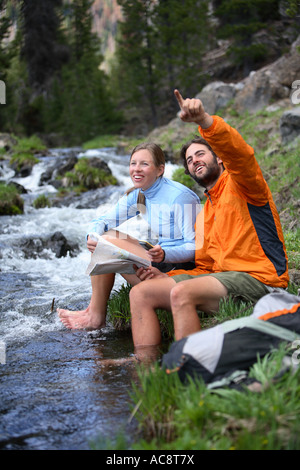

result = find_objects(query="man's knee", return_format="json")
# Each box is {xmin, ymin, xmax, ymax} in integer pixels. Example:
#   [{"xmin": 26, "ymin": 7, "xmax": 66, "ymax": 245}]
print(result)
[
  {"xmin": 170, "ymin": 283, "xmax": 188, "ymax": 309},
  {"xmin": 130, "ymin": 282, "xmax": 152, "ymax": 307},
  {"xmin": 130, "ymin": 283, "xmax": 143, "ymax": 305},
  {"xmin": 130, "ymin": 278, "xmax": 173, "ymax": 312}
]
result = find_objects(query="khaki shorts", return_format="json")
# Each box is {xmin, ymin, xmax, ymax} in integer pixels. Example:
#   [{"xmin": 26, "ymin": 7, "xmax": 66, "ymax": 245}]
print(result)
[{"xmin": 171, "ymin": 271, "xmax": 271, "ymax": 304}]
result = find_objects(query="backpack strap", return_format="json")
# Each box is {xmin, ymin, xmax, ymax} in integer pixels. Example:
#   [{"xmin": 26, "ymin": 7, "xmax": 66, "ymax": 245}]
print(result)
[{"xmin": 221, "ymin": 316, "xmax": 300, "ymax": 343}]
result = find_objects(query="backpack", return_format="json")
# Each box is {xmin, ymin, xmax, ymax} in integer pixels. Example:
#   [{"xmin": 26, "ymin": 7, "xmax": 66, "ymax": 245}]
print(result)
[{"xmin": 162, "ymin": 291, "xmax": 300, "ymax": 388}]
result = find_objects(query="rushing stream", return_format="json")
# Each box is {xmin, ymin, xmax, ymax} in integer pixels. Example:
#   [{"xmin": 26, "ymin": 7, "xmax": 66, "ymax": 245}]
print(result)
[{"xmin": 0, "ymin": 147, "xmax": 178, "ymax": 450}]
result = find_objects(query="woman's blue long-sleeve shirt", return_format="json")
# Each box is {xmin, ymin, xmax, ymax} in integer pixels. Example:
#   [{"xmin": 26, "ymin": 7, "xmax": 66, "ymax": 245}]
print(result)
[{"xmin": 87, "ymin": 177, "xmax": 201, "ymax": 263}]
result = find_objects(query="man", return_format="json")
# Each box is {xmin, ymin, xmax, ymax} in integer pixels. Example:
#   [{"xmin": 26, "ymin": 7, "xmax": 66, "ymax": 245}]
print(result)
[{"xmin": 129, "ymin": 89, "xmax": 289, "ymax": 359}]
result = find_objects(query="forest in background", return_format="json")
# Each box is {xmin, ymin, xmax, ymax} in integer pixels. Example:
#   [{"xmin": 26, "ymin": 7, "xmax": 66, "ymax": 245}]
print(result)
[{"xmin": 0, "ymin": 0, "xmax": 299, "ymax": 145}]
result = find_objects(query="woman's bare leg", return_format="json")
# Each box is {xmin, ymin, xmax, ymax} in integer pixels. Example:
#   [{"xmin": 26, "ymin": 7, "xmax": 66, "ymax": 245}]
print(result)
[
  {"xmin": 57, "ymin": 230, "xmax": 147, "ymax": 330},
  {"xmin": 57, "ymin": 272, "xmax": 116, "ymax": 329}
]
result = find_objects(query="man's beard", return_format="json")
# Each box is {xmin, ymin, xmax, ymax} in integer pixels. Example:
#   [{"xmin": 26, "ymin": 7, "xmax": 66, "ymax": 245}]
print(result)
[{"xmin": 190, "ymin": 162, "xmax": 222, "ymax": 189}]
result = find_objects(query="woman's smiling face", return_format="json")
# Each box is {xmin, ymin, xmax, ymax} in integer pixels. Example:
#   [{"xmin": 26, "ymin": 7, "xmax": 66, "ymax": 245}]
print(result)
[{"xmin": 129, "ymin": 149, "xmax": 164, "ymax": 190}]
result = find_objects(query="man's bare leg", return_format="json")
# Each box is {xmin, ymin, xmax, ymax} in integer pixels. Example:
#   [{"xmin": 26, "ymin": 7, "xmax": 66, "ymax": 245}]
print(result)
[
  {"xmin": 170, "ymin": 275, "xmax": 228, "ymax": 340},
  {"xmin": 129, "ymin": 277, "xmax": 176, "ymax": 359},
  {"xmin": 129, "ymin": 275, "xmax": 228, "ymax": 359}
]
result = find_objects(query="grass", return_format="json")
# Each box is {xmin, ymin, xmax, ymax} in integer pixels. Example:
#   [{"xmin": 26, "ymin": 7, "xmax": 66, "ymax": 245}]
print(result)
[
  {"xmin": 82, "ymin": 134, "xmax": 121, "ymax": 150},
  {"xmin": 285, "ymin": 228, "xmax": 300, "ymax": 270},
  {"xmin": 82, "ymin": 134, "xmax": 144, "ymax": 155},
  {"xmin": 128, "ymin": 343, "xmax": 300, "ymax": 450},
  {"xmin": 107, "ymin": 283, "xmax": 132, "ymax": 330},
  {"xmin": 11, "ymin": 135, "xmax": 46, "ymax": 154}
]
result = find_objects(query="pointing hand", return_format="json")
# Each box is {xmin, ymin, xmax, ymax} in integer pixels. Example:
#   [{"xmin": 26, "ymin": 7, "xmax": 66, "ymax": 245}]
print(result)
[{"xmin": 174, "ymin": 89, "xmax": 213, "ymax": 128}]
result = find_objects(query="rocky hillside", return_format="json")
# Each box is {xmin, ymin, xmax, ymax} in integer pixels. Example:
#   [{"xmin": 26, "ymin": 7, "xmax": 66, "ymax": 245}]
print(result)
[
  {"xmin": 91, "ymin": 0, "xmax": 122, "ymax": 65},
  {"xmin": 147, "ymin": 35, "xmax": 300, "ymax": 152}
]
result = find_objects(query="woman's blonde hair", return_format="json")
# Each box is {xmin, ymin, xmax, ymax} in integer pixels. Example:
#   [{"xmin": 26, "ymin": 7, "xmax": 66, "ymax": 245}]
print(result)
[{"xmin": 130, "ymin": 142, "xmax": 166, "ymax": 168}]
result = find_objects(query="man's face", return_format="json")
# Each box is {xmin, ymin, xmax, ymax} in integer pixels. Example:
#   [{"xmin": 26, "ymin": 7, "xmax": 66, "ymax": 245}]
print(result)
[{"xmin": 185, "ymin": 143, "xmax": 223, "ymax": 189}]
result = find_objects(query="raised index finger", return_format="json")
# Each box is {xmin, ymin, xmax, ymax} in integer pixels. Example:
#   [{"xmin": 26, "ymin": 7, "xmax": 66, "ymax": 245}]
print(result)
[{"xmin": 174, "ymin": 89, "xmax": 184, "ymax": 109}]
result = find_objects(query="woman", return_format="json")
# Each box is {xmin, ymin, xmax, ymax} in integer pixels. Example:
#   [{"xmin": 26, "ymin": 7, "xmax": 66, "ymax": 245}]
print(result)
[{"xmin": 57, "ymin": 142, "xmax": 201, "ymax": 330}]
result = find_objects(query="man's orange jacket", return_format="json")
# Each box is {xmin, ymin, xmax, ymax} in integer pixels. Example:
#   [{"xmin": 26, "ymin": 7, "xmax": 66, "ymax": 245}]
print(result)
[{"xmin": 168, "ymin": 115, "xmax": 289, "ymax": 288}]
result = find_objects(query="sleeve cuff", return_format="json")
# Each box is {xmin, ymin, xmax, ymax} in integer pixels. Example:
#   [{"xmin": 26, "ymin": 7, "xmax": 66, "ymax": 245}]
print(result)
[{"xmin": 198, "ymin": 115, "xmax": 220, "ymax": 138}]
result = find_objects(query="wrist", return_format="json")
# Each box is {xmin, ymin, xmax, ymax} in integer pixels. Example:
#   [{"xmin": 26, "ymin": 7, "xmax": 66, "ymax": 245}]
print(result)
[{"xmin": 196, "ymin": 112, "xmax": 213, "ymax": 129}]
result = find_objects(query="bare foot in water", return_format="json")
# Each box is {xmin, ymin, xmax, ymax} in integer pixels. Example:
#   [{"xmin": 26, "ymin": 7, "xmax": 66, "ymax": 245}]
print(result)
[{"xmin": 57, "ymin": 306, "xmax": 105, "ymax": 330}]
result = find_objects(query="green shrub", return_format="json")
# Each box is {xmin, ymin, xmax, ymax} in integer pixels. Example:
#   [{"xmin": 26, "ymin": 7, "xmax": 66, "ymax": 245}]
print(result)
[
  {"xmin": 32, "ymin": 194, "xmax": 51, "ymax": 209},
  {"xmin": 172, "ymin": 167, "xmax": 195, "ymax": 189},
  {"xmin": 12, "ymin": 135, "xmax": 46, "ymax": 154}
]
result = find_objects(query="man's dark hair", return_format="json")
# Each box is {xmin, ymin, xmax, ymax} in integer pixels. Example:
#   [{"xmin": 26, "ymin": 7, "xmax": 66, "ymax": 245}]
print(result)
[{"xmin": 180, "ymin": 136, "xmax": 219, "ymax": 175}]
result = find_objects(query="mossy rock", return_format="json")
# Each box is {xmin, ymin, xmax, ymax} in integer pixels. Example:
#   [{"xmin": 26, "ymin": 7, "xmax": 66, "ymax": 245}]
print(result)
[
  {"xmin": 63, "ymin": 156, "xmax": 118, "ymax": 190},
  {"xmin": 9, "ymin": 152, "xmax": 40, "ymax": 177},
  {"xmin": 0, "ymin": 183, "xmax": 24, "ymax": 215},
  {"xmin": 7, "ymin": 135, "xmax": 47, "ymax": 176}
]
